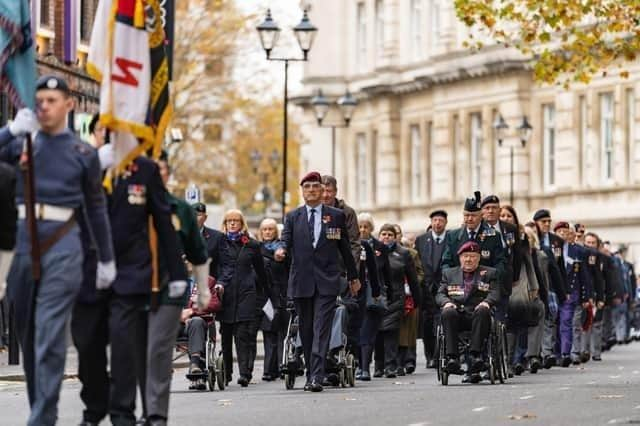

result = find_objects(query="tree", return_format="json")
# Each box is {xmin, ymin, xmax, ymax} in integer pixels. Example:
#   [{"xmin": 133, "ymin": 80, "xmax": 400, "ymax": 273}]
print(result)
[{"xmin": 454, "ymin": 0, "xmax": 640, "ymax": 87}]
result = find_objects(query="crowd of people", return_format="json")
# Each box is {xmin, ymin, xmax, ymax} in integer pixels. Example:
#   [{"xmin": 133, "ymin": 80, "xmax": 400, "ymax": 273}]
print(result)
[{"xmin": 0, "ymin": 76, "xmax": 638, "ymax": 426}]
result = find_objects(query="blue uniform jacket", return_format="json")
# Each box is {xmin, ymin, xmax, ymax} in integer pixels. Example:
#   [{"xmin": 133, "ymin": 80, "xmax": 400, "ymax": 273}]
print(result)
[
  {"xmin": 281, "ymin": 204, "xmax": 358, "ymax": 299},
  {"xmin": 565, "ymin": 243, "xmax": 592, "ymax": 303}
]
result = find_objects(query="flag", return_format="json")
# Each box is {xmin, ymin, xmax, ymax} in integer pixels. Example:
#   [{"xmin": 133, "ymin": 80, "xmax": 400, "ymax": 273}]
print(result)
[
  {"xmin": 87, "ymin": 0, "xmax": 172, "ymax": 181},
  {"xmin": 0, "ymin": 0, "xmax": 36, "ymax": 109}
]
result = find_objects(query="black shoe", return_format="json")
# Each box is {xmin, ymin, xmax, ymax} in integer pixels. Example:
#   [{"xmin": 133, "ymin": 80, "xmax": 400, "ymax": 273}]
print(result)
[
  {"xmin": 561, "ymin": 356, "xmax": 572, "ymax": 367},
  {"xmin": 135, "ymin": 417, "xmax": 147, "ymax": 425},
  {"xmin": 405, "ymin": 364, "xmax": 415, "ymax": 374},
  {"xmin": 78, "ymin": 422, "xmax": 99, "ymax": 426},
  {"xmin": 359, "ymin": 370, "xmax": 371, "ymax": 381},
  {"xmin": 580, "ymin": 352, "xmax": 591, "ymax": 364},
  {"xmin": 513, "ymin": 363, "xmax": 524, "ymax": 376},
  {"xmin": 469, "ymin": 373, "xmax": 482, "ymax": 384},
  {"xmin": 507, "ymin": 365, "xmax": 514, "ymax": 378},
  {"xmin": 470, "ymin": 356, "xmax": 485, "ymax": 374},
  {"xmin": 427, "ymin": 359, "xmax": 437, "ymax": 369},
  {"xmin": 543, "ymin": 356, "xmax": 556, "ymax": 369},
  {"xmin": 384, "ymin": 369, "xmax": 397, "ymax": 378},
  {"xmin": 571, "ymin": 358, "xmax": 581, "ymax": 365},
  {"xmin": 303, "ymin": 381, "xmax": 312, "ymax": 391},
  {"xmin": 396, "ymin": 367, "xmax": 406, "ymax": 376},
  {"xmin": 446, "ymin": 358, "xmax": 460, "ymax": 374},
  {"xmin": 310, "ymin": 381, "xmax": 323, "ymax": 392},
  {"xmin": 461, "ymin": 374, "xmax": 471, "ymax": 383},
  {"xmin": 373, "ymin": 369, "xmax": 384, "ymax": 378},
  {"xmin": 262, "ymin": 374, "xmax": 274, "ymax": 382},
  {"xmin": 355, "ymin": 369, "xmax": 363, "ymax": 380},
  {"xmin": 592, "ymin": 355, "xmax": 602, "ymax": 361},
  {"xmin": 529, "ymin": 357, "xmax": 541, "ymax": 374},
  {"xmin": 189, "ymin": 361, "xmax": 202, "ymax": 375},
  {"xmin": 237, "ymin": 376, "xmax": 249, "ymax": 387}
]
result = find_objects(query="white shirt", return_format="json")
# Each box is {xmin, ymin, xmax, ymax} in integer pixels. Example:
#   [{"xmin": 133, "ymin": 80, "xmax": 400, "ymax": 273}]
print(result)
[{"xmin": 431, "ymin": 230, "xmax": 446, "ymax": 243}]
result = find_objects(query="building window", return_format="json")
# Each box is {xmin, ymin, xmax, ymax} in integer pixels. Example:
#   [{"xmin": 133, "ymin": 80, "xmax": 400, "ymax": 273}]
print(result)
[
  {"xmin": 426, "ymin": 120, "xmax": 433, "ymax": 198},
  {"xmin": 410, "ymin": 125, "xmax": 422, "ymax": 200},
  {"xmin": 579, "ymin": 95, "xmax": 589, "ymax": 185},
  {"xmin": 371, "ymin": 130, "xmax": 378, "ymax": 204},
  {"xmin": 542, "ymin": 104, "xmax": 556, "ymax": 187},
  {"xmin": 626, "ymin": 88, "xmax": 635, "ymax": 183},
  {"xmin": 375, "ymin": 0, "xmax": 384, "ymax": 54},
  {"xmin": 80, "ymin": 0, "xmax": 96, "ymax": 42},
  {"xmin": 40, "ymin": 0, "xmax": 51, "ymax": 27},
  {"xmin": 600, "ymin": 92, "xmax": 614, "ymax": 182},
  {"xmin": 356, "ymin": 2, "xmax": 367, "ymax": 72},
  {"xmin": 356, "ymin": 133, "xmax": 369, "ymax": 205},
  {"xmin": 429, "ymin": 0, "xmax": 440, "ymax": 49},
  {"xmin": 410, "ymin": 0, "xmax": 423, "ymax": 60},
  {"xmin": 470, "ymin": 113, "xmax": 482, "ymax": 189}
]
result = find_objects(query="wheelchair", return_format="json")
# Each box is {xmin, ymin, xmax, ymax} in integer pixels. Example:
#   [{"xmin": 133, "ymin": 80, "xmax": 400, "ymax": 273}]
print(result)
[
  {"xmin": 435, "ymin": 307, "xmax": 508, "ymax": 386},
  {"xmin": 175, "ymin": 316, "xmax": 226, "ymax": 391},
  {"xmin": 281, "ymin": 310, "xmax": 306, "ymax": 390}
]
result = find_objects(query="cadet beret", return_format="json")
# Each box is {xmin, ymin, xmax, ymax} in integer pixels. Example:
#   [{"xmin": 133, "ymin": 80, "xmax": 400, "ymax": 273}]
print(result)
[
  {"xmin": 192, "ymin": 202, "xmax": 206, "ymax": 213},
  {"xmin": 300, "ymin": 171, "xmax": 322, "ymax": 186},
  {"xmin": 429, "ymin": 209, "xmax": 448, "ymax": 219},
  {"xmin": 533, "ymin": 209, "xmax": 551, "ymax": 221},
  {"xmin": 553, "ymin": 221, "xmax": 570, "ymax": 232},
  {"xmin": 463, "ymin": 191, "xmax": 482, "ymax": 213},
  {"xmin": 481, "ymin": 195, "xmax": 500, "ymax": 208},
  {"xmin": 457, "ymin": 240, "xmax": 480, "ymax": 256},
  {"xmin": 36, "ymin": 75, "xmax": 70, "ymax": 94}
]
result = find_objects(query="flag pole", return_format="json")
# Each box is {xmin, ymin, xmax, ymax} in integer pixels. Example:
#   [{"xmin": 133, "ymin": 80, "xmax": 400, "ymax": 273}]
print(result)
[{"xmin": 21, "ymin": 133, "xmax": 40, "ymax": 282}]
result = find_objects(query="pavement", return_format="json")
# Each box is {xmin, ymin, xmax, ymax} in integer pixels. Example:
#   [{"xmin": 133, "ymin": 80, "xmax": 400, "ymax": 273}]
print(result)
[{"xmin": 1, "ymin": 341, "xmax": 640, "ymax": 425}]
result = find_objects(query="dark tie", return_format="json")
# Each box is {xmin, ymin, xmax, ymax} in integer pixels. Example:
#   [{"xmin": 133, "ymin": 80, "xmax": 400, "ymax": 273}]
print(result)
[
  {"xmin": 309, "ymin": 208, "xmax": 316, "ymax": 244},
  {"xmin": 436, "ymin": 237, "xmax": 441, "ymax": 244},
  {"xmin": 469, "ymin": 230, "xmax": 476, "ymax": 241}
]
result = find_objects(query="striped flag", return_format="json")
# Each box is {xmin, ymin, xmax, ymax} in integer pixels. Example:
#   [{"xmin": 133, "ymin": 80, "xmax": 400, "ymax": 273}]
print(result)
[
  {"xmin": 0, "ymin": 0, "xmax": 36, "ymax": 109},
  {"xmin": 87, "ymin": 0, "xmax": 172, "ymax": 181}
]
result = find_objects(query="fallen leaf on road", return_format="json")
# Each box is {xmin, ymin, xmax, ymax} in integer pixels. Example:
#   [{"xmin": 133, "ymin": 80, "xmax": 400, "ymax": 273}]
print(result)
[
  {"xmin": 596, "ymin": 395, "xmax": 624, "ymax": 399},
  {"xmin": 519, "ymin": 395, "xmax": 535, "ymax": 400},
  {"xmin": 508, "ymin": 413, "xmax": 537, "ymax": 420},
  {"xmin": 344, "ymin": 398, "xmax": 357, "ymax": 401},
  {"xmin": 472, "ymin": 406, "xmax": 488, "ymax": 412},
  {"xmin": 609, "ymin": 375, "xmax": 622, "ymax": 379}
]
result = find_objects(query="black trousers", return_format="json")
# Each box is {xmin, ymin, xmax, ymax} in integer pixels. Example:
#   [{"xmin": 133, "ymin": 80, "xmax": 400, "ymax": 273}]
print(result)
[
  {"xmin": 374, "ymin": 329, "xmax": 399, "ymax": 372},
  {"xmin": 441, "ymin": 306, "xmax": 491, "ymax": 357},
  {"xmin": 71, "ymin": 298, "xmax": 110, "ymax": 424},
  {"xmin": 422, "ymin": 310, "xmax": 439, "ymax": 363},
  {"xmin": 221, "ymin": 321, "xmax": 254, "ymax": 381},
  {"xmin": 109, "ymin": 294, "xmax": 148, "ymax": 426},
  {"xmin": 295, "ymin": 294, "xmax": 336, "ymax": 383},
  {"xmin": 263, "ymin": 310, "xmax": 288, "ymax": 378}
]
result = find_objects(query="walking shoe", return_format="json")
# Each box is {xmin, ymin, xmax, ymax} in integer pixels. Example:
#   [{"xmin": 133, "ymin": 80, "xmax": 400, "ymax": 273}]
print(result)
[
  {"xmin": 384, "ymin": 368, "xmax": 397, "ymax": 378},
  {"xmin": 303, "ymin": 381, "xmax": 312, "ymax": 391},
  {"xmin": 507, "ymin": 365, "xmax": 514, "ymax": 378},
  {"xmin": 543, "ymin": 356, "xmax": 556, "ymax": 369},
  {"xmin": 310, "ymin": 381, "xmax": 323, "ymax": 392},
  {"xmin": 592, "ymin": 355, "xmax": 602, "ymax": 361},
  {"xmin": 405, "ymin": 364, "xmax": 416, "ymax": 374},
  {"xmin": 396, "ymin": 367, "xmax": 406, "ymax": 376},
  {"xmin": 359, "ymin": 370, "xmax": 371, "ymax": 381},
  {"xmin": 446, "ymin": 357, "xmax": 461, "ymax": 374},
  {"xmin": 470, "ymin": 356, "xmax": 485, "ymax": 374},
  {"xmin": 529, "ymin": 357, "xmax": 541, "ymax": 374},
  {"xmin": 355, "ymin": 368, "xmax": 363, "ymax": 380},
  {"xmin": 580, "ymin": 352, "xmax": 591, "ymax": 364},
  {"xmin": 373, "ymin": 369, "xmax": 384, "ymax": 378},
  {"xmin": 561, "ymin": 356, "xmax": 572, "ymax": 367},
  {"xmin": 237, "ymin": 376, "xmax": 249, "ymax": 387},
  {"xmin": 513, "ymin": 363, "xmax": 525, "ymax": 376}
]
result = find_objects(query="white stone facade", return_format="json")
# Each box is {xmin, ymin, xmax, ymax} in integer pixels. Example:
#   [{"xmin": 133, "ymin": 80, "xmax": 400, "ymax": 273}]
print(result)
[{"xmin": 295, "ymin": 0, "xmax": 640, "ymax": 264}]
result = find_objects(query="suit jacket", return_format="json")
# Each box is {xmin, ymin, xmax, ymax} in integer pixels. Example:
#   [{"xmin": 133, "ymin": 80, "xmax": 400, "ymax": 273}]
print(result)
[
  {"xmin": 282, "ymin": 204, "xmax": 358, "ymax": 299},
  {"xmin": 202, "ymin": 226, "xmax": 233, "ymax": 287},
  {"xmin": 441, "ymin": 222, "xmax": 507, "ymax": 285},
  {"xmin": 436, "ymin": 266, "xmax": 500, "ymax": 313},
  {"xmin": 108, "ymin": 157, "xmax": 186, "ymax": 295},
  {"xmin": 415, "ymin": 231, "xmax": 447, "ymax": 308},
  {"xmin": 585, "ymin": 248, "xmax": 606, "ymax": 303},
  {"xmin": 497, "ymin": 220, "xmax": 518, "ymax": 297}
]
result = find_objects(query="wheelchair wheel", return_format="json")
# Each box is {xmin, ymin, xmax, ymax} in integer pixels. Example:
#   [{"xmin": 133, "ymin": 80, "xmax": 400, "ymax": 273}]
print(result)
[
  {"xmin": 346, "ymin": 354, "xmax": 356, "ymax": 387},
  {"xmin": 207, "ymin": 368, "xmax": 215, "ymax": 391},
  {"xmin": 498, "ymin": 323, "xmax": 508, "ymax": 384},
  {"xmin": 487, "ymin": 336, "xmax": 496, "ymax": 385},
  {"xmin": 284, "ymin": 372, "xmax": 295, "ymax": 390},
  {"xmin": 215, "ymin": 356, "xmax": 225, "ymax": 391},
  {"xmin": 436, "ymin": 326, "xmax": 448, "ymax": 386}
]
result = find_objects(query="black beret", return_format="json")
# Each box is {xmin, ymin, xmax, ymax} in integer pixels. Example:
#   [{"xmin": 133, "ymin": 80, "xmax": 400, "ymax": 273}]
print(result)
[
  {"xmin": 192, "ymin": 202, "xmax": 206, "ymax": 213},
  {"xmin": 429, "ymin": 209, "xmax": 448, "ymax": 219},
  {"xmin": 36, "ymin": 75, "xmax": 70, "ymax": 94},
  {"xmin": 481, "ymin": 195, "xmax": 500, "ymax": 208},
  {"xmin": 533, "ymin": 209, "xmax": 551, "ymax": 221},
  {"xmin": 463, "ymin": 191, "xmax": 482, "ymax": 213},
  {"xmin": 300, "ymin": 171, "xmax": 322, "ymax": 186}
]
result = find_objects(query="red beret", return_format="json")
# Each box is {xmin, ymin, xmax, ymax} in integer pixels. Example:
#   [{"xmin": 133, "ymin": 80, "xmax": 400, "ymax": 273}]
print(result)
[
  {"xmin": 457, "ymin": 240, "xmax": 480, "ymax": 256},
  {"xmin": 553, "ymin": 221, "xmax": 570, "ymax": 232},
  {"xmin": 300, "ymin": 171, "xmax": 322, "ymax": 186}
]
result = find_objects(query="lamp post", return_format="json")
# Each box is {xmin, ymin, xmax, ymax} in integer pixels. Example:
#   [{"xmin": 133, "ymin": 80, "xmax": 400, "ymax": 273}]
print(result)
[
  {"xmin": 311, "ymin": 89, "xmax": 357, "ymax": 176},
  {"xmin": 257, "ymin": 8, "xmax": 318, "ymax": 222},
  {"xmin": 251, "ymin": 148, "xmax": 281, "ymax": 216},
  {"xmin": 493, "ymin": 114, "xmax": 533, "ymax": 205}
]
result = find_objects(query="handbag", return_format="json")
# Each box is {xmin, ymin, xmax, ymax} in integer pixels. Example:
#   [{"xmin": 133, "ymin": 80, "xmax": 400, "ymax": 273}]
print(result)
[
  {"xmin": 508, "ymin": 267, "xmax": 542, "ymax": 327},
  {"xmin": 365, "ymin": 283, "xmax": 388, "ymax": 313}
]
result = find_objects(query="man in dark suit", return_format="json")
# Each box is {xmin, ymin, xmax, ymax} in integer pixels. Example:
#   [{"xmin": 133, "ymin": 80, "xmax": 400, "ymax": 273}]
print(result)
[
  {"xmin": 414, "ymin": 209, "xmax": 448, "ymax": 368},
  {"xmin": 193, "ymin": 202, "xmax": 233, "ymax": 289},
  {"xmin": 276, "ymin": 171, "xmax": 360, "ymax": 392},
  {"xmin": 441, "ymin": 192, "xmax": 506, "ymax": 283},
  {"xmin": 436, "ymin": 241, "xmax": 500, "ymax": 374}
]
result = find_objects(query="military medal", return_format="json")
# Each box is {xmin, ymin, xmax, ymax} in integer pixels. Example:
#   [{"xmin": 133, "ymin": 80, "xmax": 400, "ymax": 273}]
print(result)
[
  {"xmin": 127, "ymin": 184, "xmax": 147, "ymax": 205},
  {"xmin": 481, "ymin": 249, "xmax": 490, "ymax": 258}
]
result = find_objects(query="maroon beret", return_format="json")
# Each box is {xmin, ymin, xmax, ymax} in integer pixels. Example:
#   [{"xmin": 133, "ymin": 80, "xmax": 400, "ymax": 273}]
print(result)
[
  {"xmin": 300, "ymin": 171, "xmax": 322, "ymax": 186},
  {"xmin": 457, "ymin": 240, "xmax": 480, "ymax": 256},
  {"xmin": 553, "ymin": 221, "xmax": 570, "ymax": 232}
]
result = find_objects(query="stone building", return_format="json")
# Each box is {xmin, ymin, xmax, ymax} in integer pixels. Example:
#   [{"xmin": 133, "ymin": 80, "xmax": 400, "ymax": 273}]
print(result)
[{"xmin": 295, "ymin": 0, "xmax": 640, "ymax": 262}]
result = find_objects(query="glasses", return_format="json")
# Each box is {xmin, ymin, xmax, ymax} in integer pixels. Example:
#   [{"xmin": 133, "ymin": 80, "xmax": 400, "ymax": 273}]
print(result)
[
  {"xmin": 302, "ymin": 182, "xmax": 322, "ymax": 189},
  {"xmin": 226, "ymin": 218, "xmax": 242, "ymax": 223}
]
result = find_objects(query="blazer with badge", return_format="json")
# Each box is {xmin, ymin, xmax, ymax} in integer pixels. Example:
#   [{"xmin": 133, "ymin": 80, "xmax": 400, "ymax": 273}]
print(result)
[
  {"xmin": 202, "ymin": 226, "xmax": 233, "ymax": 287},
  {"xmin": 107, "ymin": 156, "xmax": 186, "ymax": 295},
  {"xmin": 436, "ymin": 266, "xmax": 500, "ymax": 313},
  {"xmin": 441, "ymin": 222, "xmax": 507, "ymax": 284},
  {"xmin": 281, "ymin": 204, "xmax": 358, "ymax": 299},
  {"xmin": 564, "ymin": 244, "xmax": 592, "ymax": 303},
  {"xmin": 415, "ymin": 231, "xmax": 447, "ymax": 308},
  {"xmin": 496, "ymin": 220, "xmax": 519, "ymax": 297}
]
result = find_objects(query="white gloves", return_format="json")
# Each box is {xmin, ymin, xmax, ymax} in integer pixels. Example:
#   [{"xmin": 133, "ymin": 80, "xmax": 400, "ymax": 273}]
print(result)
[
  {"xmin": 98, "ymin": 144, "xmax": 114, "ymax": 170},
  {"xmin": 96, "ymin": 260, "xmax": 117, "ymax": 290},
  {"xmin": 0, "ymin": 250, "xmax": 14, "ymax": 301},
  {"xmin": 169, "ymin": 280, "xmax": 188, "ymax": 298},
  {"xmin": 9, "ymin": 108, "xmax": 39, "ymax": 136},
  {"xmin": 193, "ymin": 260, "xmax": 211, "ymax": 310}
]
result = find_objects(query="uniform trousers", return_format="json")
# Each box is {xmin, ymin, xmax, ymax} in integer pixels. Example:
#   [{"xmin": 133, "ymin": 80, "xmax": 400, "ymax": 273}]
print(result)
[
  {"xmin": 374, "ymin": 328, "xmax": 400, "ymax": 372},
  {"xmin": 263, "ymin": 310, "xmax": 288, "ymax": 378},
  {"xmin": 542, "ymin": 313, "xmax": 558, "ymax": 359},
  {"xmin": 294, "ymin": 294, "xmax": 336, "ymax": 383},
  {"xmin": 109, "ymin": 294, "xmax": 148, "ymax": 426},
  {"xmin": 8, "ymin": 249, "xmax": 83, "ymax": 426},
  {"xmin": 571, "ymin": 306, "xmax": 585, "ymax": 360},
  {"xmin": 612, "ymin": 303, "xmax": 629, "ymax": 342},
  {"xmin": 221, "ymin": 321, "xmax": 254, "ymax": 381},
  {"xmin": 145, "ymin": 304, "xmax": 182, "ymax": 423},
  {"xmin": 71, "ymin": 297, "xmax": 110, "ymax": 424},
  {"xmin": 422, "ymin": 310, "xmax": 439, "ymax": 365},
  {"xmin": 602, "ymin": 306, "xmax": 614, "ymax": 346},
  {"xmin": 441, "ymin": 306, "xmax": 491, "ymax": 357},
  {"xmin": 359, "ymin": 309, "xmax": 381, "ymax": 371},
  {"xmin": 556, "ymin": 293, "xmax": 577, "ymax": 357}
]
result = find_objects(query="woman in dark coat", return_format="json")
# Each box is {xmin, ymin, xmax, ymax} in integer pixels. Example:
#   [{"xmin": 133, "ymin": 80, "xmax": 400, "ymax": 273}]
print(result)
[
  {"xmin": 219, "ymin": 209, "xmax": 268, "ymax": 387},
  {"xmin": 258, "ymin": 218, "xmax": 290, "ymax": 381},
  {"xmin": 374, "ymin": 224, "xmax": 419, "ymax": 378}
]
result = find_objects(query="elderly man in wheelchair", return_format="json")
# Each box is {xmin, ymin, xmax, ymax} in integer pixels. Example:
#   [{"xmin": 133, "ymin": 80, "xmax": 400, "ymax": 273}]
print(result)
[{"xmin": 436, "ymin": 241, "xmax": 500, "ymax": 379}]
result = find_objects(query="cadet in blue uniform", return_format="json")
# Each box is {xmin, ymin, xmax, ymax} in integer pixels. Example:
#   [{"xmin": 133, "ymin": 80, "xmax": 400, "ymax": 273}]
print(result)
[{"xmin": 0, "ymin": 76, "xmax": 115, "ymax": 426}]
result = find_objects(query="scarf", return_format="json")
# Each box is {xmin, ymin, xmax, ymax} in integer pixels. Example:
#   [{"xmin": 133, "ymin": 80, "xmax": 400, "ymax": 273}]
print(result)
[{"xmin": 227, "ymin": 231, "xmax": 242, "ymax": 242}]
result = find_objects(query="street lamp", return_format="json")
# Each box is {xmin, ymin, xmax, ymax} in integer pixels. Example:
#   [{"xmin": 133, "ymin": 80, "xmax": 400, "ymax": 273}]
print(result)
[
  {"xmin": 311, "ymin": 88, "xmax": 358, "ymax": 176},
  {"xmin": 257, "ymin": 8, "xmax": 317, "ymax": 223},
  {"xmin": 493, "ymin": 114, "xmax": 533, "ymax": 205},
  {"xmin": 251, "ymin": 148, "xmax": 281, "ymax": 216}
]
